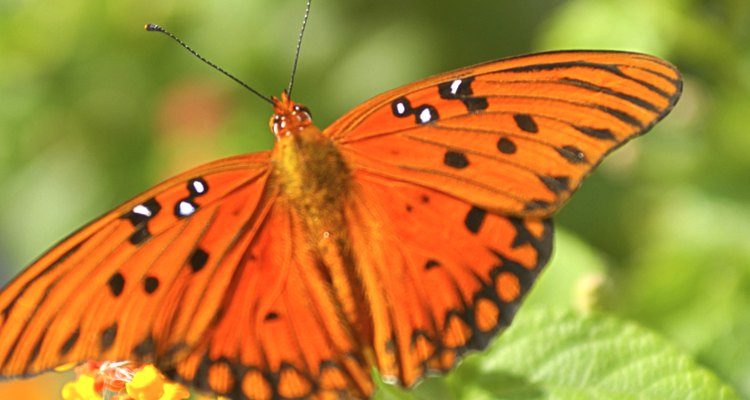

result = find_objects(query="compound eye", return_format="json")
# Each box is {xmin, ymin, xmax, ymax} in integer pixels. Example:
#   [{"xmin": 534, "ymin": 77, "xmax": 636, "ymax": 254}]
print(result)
[{"xmin": 294, "ymin": 105, "xmax": 312, "ymax": 119}]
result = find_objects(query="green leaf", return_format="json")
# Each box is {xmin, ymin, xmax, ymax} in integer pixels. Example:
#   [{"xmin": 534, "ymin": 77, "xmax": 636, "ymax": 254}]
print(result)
[{"xmin": 375, "ymin": 309, "xmax": 737, "ymax": 400}]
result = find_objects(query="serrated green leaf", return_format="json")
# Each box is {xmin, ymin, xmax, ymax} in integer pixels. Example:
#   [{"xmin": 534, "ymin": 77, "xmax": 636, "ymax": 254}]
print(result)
[{"xmin": 376, "ymin": 309, "xmax": 737, "ymax": 400}]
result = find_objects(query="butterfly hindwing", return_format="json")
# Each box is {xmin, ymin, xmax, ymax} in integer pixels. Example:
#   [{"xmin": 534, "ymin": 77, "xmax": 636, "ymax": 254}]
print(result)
[
  {"xmin": 164, "ymin": 195, "xmax": 373, "ymax": 399},
  {"xmin": 329, "ymin": 51, "xmax": 682, "ymax": 217},
  {"xmin": 345, "ymin": 171, "xmax": 551, "ymax": 387},
  {"xmin": 0, "ymin": 153, "xmax": 271, "ymax": 376}
]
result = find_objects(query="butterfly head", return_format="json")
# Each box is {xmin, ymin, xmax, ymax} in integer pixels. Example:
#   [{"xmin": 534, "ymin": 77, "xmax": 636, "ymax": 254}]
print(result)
[{"xmin": 270, "ymin": 91, "xmax": 313, "ymax": 139}]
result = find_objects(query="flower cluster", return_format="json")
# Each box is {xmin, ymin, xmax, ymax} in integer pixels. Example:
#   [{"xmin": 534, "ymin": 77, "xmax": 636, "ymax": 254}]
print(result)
[{"xmin": 61, "ymin": 361, "xmax": 191, "ymax": 400}]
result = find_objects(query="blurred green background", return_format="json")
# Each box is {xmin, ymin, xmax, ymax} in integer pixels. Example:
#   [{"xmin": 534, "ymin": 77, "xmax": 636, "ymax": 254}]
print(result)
[{"xmin": 0, "ymin": 0, "xmax": 748, "ymax": 398}]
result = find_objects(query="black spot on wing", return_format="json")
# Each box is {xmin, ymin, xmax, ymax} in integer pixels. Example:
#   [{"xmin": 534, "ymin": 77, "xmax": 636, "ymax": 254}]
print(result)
[
  {"xmin": 461, "ymin": 97, "xmax": 489, "ymax": 112},
  {"xmin": 101, "ymin": 323, "xmax": 118, "ymax": 352},
  {"xmin": 189, "ymin": 248, "xmax": 209, "ymax": 272},
  {"xmin": 60, "ymin": 329, "xmax": 80, "ymax": 356},
  {"xmin": 524, "ymin": 200, "xmax": 551, "ymax": 212},
  {"xmin": 28, "ymin": 337, "xmax": 43, "ymax": 366},
  {"xmin": 556, "ymin": 145, "xmax": 589, "ymax": 164},
  {"xmin": 573, "ymin": 125, "xmax": 617, "ymax": 141},
  {"xmin": 444, "ymin": 151, "xmax": 469, "ymax": 169},
  {"xmin": 144, "ymin": 276, "xmax": 159, "ymax": 294},
  {"xmin": 108, "ymin": 272, "xmax": 125, "ymax": 297},
  {"xmin": 594, "ymin": 105, "xmax": 643, "ymax": 128},
  {"xmin": 464, "ymin": 207, "xmax": 487, "ymax": 234},
  {"xmin": 497, "ymin": 138, "xmax": 517, "ymax": 154},
  {"xmin": 513, "ymin": 114, "xmax": 538, "ymax": 133},
  {"xmin": 265, "ymin": 312, "xmax": 279, "ymax": 321},
  {"xmin": 128, "ymin": 229, "xmax": 151, "ymax": 246},
  {"xmin": 538, "ymin": 175, "xmax": 571, "ymax": 194}
]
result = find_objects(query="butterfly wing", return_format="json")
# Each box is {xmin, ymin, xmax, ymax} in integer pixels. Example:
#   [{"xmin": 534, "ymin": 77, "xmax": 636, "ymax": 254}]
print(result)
[
  {"xmin": 0, "ymin": 154, "xmax": 274, "ymax": 376},
  {"xmin": 329, "ymin": 51, "xmax": 682, "ymax": 217},
  {"xmin": 0, "ymin": 151, "xmax": 374, "ymax": 399},
  {"xmin": 346, "ymin": 172, "xmax": 552, "ymax": 386},
  {"xmin": 327, "ymin": 51, "xmax": 682, "ymax": 387},
  {"xmin": 163, "ymin": 194, "xmax": 373, "ymax": 399}
]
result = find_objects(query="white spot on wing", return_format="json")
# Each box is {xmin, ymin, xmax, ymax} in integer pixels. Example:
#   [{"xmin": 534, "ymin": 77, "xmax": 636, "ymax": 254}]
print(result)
[
  {"xmin": 395, "ymin": 102, "xmax": 406, "ymax": 115},
  {"xmin": 450, "ymin": 79, "xmax": 462, "ymax": 95},
  {"xmin": 178, "ymin": 201, "xmax": 196, "ymax": 217},
  {"xmin": 191, "ymin": 180, "xmax": 206, "ymax": 194},
  {"xmin": 132, "ymin": 204, "xmax": 152, "ymax": 217},
  {"xmin": 418, "ymin": 108, "xmax": 433, "ymax": 123}
]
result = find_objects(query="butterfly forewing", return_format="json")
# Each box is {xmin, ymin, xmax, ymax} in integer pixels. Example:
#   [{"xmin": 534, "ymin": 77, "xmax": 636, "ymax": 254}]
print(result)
[
  {"xmin": 0, "ymin": 153, "xmax": 270, "ymax": 376},
  {"xmin": 329, "ymin": 51, "xmax": 682, "ymax": 217}
]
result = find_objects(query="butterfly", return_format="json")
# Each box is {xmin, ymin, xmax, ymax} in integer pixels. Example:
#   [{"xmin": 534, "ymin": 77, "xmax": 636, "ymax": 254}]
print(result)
[{"xmin": 0, "ymin": 21, "xmax": 681, "ymax": 400}]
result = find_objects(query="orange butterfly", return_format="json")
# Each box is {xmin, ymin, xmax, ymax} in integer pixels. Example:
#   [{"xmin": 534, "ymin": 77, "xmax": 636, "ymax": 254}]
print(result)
[{"xmin": 0, "ymin": 21, "xmax": 681, "ymax": 400}]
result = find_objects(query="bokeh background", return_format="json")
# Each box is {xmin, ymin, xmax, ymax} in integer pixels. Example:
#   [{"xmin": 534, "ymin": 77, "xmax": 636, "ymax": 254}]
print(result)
[{"xmin": 0, "ymin": 0, "xmax": 748, "ymax": 398}]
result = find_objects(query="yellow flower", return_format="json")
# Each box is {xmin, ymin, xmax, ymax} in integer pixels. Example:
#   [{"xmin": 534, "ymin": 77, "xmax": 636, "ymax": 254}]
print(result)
[
  {"xmin": 126, "ymin": 365, "xmax": 165, "ymax": 399},
  {"xmin": 61, "ymin": 374, "xmax": 102, "ymax": 400},
  {"xmin": 161, "ymin": 382, "xmax": 191, "ymax": 400},
  {"xmin": 63, "ymin": 361, "xmax": 192, "ymax": 400},
  {"xmin": 126, "ymin": 364, "xmax": 190, "ymax": 400}
]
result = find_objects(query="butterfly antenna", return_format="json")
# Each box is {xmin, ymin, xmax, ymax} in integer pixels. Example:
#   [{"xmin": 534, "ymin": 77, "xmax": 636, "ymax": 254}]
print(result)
[
  {"xmin": 287, "ymin": 0, "xmax": 312, "ymax": 98},
  {"xmin": 145, "ymin": 24, "xmax": 274, "ymax": 105}
]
